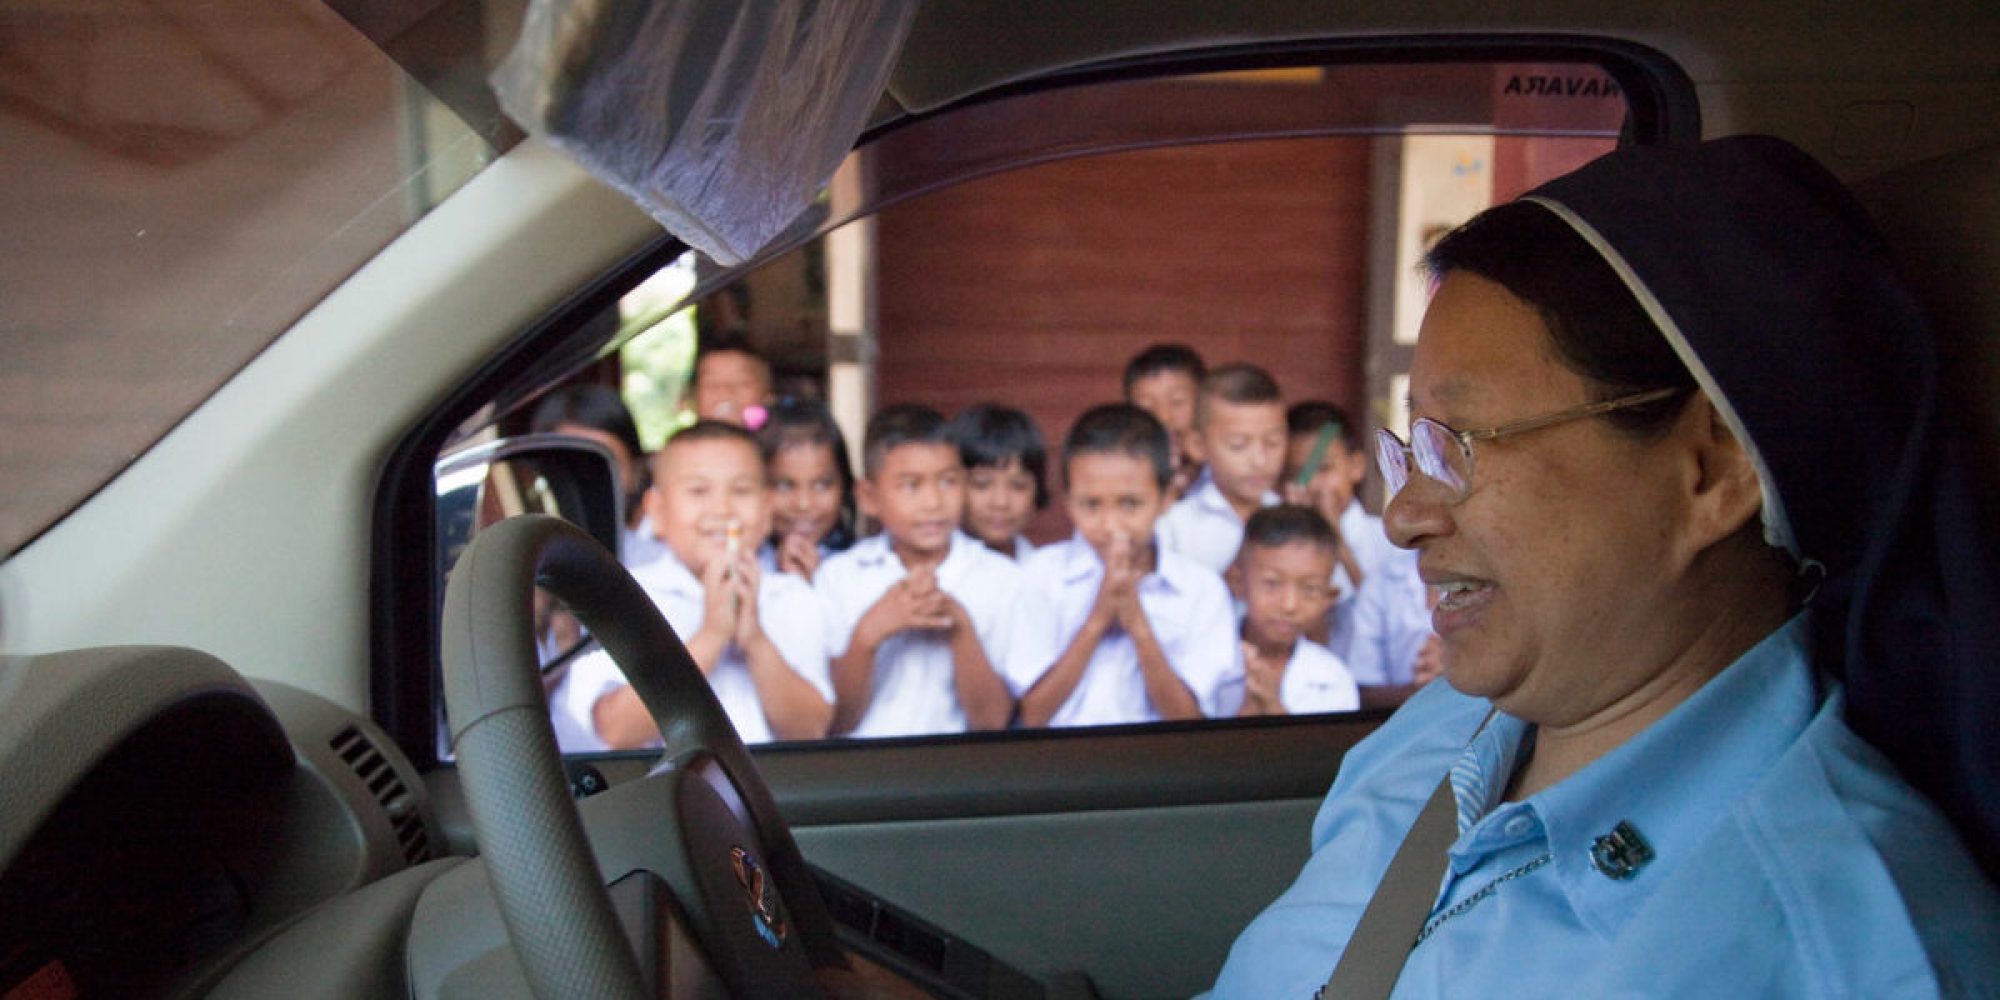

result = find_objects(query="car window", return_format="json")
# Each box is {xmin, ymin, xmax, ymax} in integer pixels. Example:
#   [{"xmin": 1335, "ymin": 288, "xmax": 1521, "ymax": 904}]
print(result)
[
  {"xmin": 437, "ymin": 59, "xmax": 1632, "ymax": 753},
  {"xmin": 0, "ymin": 0, "xmax": 510, "ymax": 556}
]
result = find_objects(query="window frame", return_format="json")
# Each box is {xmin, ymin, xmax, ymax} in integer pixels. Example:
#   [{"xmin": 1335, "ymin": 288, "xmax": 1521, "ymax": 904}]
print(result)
[{"xmin": 371, "ymin": 36, "xmax": 1699, "ymax": 768}]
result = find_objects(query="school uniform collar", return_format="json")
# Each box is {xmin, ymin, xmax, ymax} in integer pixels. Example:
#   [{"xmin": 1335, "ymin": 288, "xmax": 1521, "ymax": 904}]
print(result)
[
  {"xmin": 1191, "ymin": 478, "xmax": 1232, "ymax": 515},
  {"xmin": 1190, "ymin": 478, "xmax": 1281, "ymax": 517},
  {"xmin": 849, "ymin": 533, "xmax": 895, "ymax": 567},
  {"xmin": 627, "ymin": 544, "xmax": 702, "ymax": 599},
  {"xmin": 1449, "ymin": 615, "xmax": 1824, "ymax": 941},
  {"xmin": 1283, "ymin": 636, "xmax": 1333, "ymax": 673},
  {"xmin": 849, "ymin": 529, "xmax": 978, "ymax": 585},
  {"xmin": 1057, "ymin": 533, "xmax": 1105, "ymax": 585}
]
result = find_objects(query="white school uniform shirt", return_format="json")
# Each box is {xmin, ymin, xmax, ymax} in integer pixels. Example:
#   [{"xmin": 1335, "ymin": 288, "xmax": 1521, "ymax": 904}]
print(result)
[
  {"xmin": 621, "ymin": 516, "xmax": 670, "ymax": 569},
  {"xmin": 1009, "ymin": 536, "xmax": 1243, "ymax": 726},
  {"xmin": 1276, "ymin": 637, "xmax": 1361, "ymax": 714},
  {"xmin": 1331, "ymin": 547, "xmax": 1433, "ymax": 686},
  {"xmin": 1155, "ymin": 479, "xmax": 1281, "ymax": 575},
  {"xmin": 1332, "ymin": 498, "xmax": 1400, "ymax": 599},
  {"xmin": 1011, "ymin": 536, "xmax": 1036, "ymax": 562},
  {"xmin": 551, "ymin": 549, "xmax": 832, "ymax": 749},
  {"xmin": 814, "ymin": 531, "xmax": 1051, "ymax": 738}
]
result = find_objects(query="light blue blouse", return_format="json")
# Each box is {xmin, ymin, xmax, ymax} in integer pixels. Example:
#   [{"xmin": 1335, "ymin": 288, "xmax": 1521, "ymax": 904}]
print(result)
[{"xmin": 1206, "ymin": 616, "xmax": 2000, "ymax": 998}]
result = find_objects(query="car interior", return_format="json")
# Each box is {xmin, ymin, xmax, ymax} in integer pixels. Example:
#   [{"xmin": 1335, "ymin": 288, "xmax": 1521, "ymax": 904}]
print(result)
[{"xmin": 1, "ymin": 1, "xmax": 1995, "ymax": 998}]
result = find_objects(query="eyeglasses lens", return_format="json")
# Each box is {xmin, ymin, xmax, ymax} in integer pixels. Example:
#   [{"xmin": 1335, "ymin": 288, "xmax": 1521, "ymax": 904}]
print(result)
[
  {"xmin": 1411, "ymin": 419, "xmax": 1471, "ymax": 498},
  {"xmin": 1375, "ymin": 429, "xmax": 1410, "ymax": 496}
]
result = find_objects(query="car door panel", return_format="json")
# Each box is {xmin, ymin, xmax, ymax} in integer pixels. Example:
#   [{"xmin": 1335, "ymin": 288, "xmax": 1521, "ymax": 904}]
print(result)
[
  {"xmin": 796, "ymin": 798, "xmax": 1319, "ymax": 998},
  {"xmin": 424, "ymin": 715, "xmax": 1367, "ymax": 996}
]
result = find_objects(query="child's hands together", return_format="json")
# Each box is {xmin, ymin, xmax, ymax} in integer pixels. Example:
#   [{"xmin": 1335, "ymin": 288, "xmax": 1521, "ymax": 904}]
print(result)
[
  {"xmin": 856, "ymin": 566, "xmax": 955, "ymax": 648},
  {"xmin": 699, "ymin": 544, "xmax": 765, "ymax": 647},
  {"xmin": 698, "ymin": 547, "xmax": 741, "ymax": 642},
  {"xmin": 727, "ymin": 550, "xmax": 765, "ymax": 648},
  {"xmin": 777, "ymin": 531, "xmax": 821, "ymax": 579},
  {"xmin": 1239, "ymin": 640, "xmax": 1287, "ymax": 715},
  {"xmin": 1091, "ymin": 532, "xmax": 1146, "ymax": 631}
]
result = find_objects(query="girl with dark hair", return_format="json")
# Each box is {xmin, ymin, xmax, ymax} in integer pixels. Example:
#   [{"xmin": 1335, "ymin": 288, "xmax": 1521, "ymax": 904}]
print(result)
[
  {"xmin": 756, "ymin": 398, "xmax": 856, "ymax": 580},
  {"xmin": 943, "ymin": 403, "xmax": 1051, "ymax": 560}
]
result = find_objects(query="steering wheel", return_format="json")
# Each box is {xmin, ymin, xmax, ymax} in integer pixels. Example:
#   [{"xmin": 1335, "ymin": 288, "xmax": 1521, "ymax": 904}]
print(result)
[{"xmin": 440, "ymin": 514, "xmax": 840, "ymax": 997}]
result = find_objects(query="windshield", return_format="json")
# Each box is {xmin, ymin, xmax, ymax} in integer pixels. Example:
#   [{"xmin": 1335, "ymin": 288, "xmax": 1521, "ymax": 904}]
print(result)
[{"xmin": 0, "ymin": 0, "xmax": 510, "ymax": 555}]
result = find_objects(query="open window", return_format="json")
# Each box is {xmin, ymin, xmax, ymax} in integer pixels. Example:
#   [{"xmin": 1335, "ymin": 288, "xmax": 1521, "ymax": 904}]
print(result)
[{"xmin": 406, "ymin": 49, "xmax": 1674, "ymax": 759}]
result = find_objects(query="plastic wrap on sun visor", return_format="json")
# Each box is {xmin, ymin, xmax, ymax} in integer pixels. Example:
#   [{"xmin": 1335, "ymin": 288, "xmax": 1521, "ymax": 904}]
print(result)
[{"xmin": 492, "ymin": 0, "xmax": 916, "ymax": 265}]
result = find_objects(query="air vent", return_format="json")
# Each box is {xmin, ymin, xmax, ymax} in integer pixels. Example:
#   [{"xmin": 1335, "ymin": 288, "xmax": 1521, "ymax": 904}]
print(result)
[{"xmin": 330, "ymin": 725, "xmax": 431, "ymax": 866}]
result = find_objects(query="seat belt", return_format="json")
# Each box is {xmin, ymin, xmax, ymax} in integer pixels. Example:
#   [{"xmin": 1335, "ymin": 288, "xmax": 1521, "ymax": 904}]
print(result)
[
  {"xmin": 1319, "ymin": 706, "xmax": 1501, "ymax": 999},
  {"xmin": 1315, "ymin": 776, "xmax": 1457, "ymax": 999}
]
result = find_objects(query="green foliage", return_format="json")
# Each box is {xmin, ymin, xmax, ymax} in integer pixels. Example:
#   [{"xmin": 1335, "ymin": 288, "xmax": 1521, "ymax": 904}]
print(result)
[{"xmin": 619, "ymin": 304, "xmax": 697, "ymax": 452}]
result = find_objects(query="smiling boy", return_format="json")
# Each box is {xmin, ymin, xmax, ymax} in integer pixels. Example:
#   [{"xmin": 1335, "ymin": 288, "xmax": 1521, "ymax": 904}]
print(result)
[
  {"xmin": 1010, "ymin": 405, "xmax": 1240, "ymax": 727},
  {"xmin": 1230, "ymin": 505, "xmax": 1360, "ymax": 716},
  {"xmin": 552, "ymin": 421, "xmax": 834, "ymax": 748},
  {"xmin": 1156, "ymin": 363, "xmax": 1288, "ymax": 574},
  {"xmin": 814, "ymin": 405, "xmax": 1046, "ymax": 737}
]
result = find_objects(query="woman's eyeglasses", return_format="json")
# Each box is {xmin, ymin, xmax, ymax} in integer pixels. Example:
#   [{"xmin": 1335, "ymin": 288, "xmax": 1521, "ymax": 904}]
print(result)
[{"xmin": 1375, "ymin": 387, "xmax": 1684, "ymax": 503}]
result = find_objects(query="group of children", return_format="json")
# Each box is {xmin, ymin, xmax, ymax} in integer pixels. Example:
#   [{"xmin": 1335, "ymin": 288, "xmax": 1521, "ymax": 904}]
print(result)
[{"xmin": 545, "ymin": 339, "xmax": 1438, "ymax": 751}]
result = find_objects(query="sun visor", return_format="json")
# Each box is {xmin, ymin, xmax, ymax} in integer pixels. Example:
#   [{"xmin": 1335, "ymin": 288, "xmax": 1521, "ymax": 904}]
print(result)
[{"xmin": 492, "ymin": 0, "xmax": 917, "ymax": 265}]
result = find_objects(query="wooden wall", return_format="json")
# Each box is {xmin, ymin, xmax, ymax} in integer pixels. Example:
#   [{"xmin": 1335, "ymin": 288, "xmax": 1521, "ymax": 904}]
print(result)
[
  {"xmin": 874, "ymin": 136, "xmax": 1370, "ymax": 543},
  {"xmin": 865, "ymin": 65, "xmax": 1622, "ymax": 543}
]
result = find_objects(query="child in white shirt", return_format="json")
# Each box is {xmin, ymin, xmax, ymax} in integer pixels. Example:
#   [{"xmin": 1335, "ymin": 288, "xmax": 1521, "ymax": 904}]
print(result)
[
  {"xmin": 757, "ymin": 398, "xmax": 857, "ymax": 580},
  {"xmin": 1156, "ymin": 363, "xmax": 1287, "ymax": 574},
  {"xmin": 1229, "ymin": 505, "xmax": 1360, "ymax": 716},
  {"xmin": 1123, "ymin": 342, "xmax": 1209, "ymax": 504},
  {"xmin": 944, "ymin": 403, "xmax": 1051, "ymax": 561},
  {"xmin": 1284, "ymin": 399, "xmax": 1436, "ymax": 708},
  {"xmin": 1011, "ymin": 404, "xmax": 1240, "ymax": 727},
  {"xmin": 815, "ymin": 406, "xmax": 1047, "ymax": 738},
  {"xmin": 553, "ymin": 421, "xmax": 833, "ymax": 748}
]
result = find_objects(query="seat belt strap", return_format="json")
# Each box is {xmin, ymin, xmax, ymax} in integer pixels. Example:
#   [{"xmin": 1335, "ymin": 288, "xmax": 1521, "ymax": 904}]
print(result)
[
  {"xmin": 1315, "ymin": 776, "xmax": 1456, "ymax": 999},
  {"xmin": 1319, "ymin": 706, "xmax": 1499, "ymax": 999}
]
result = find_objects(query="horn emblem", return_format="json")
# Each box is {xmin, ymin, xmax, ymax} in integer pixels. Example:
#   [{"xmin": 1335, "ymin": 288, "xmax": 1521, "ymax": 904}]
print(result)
[{"xmin": 731, "ymin": 845, "xmax": 788, "ymax": 948}]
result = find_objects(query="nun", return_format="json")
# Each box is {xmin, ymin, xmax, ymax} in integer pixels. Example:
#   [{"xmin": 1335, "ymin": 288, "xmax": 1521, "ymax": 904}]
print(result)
[{"xmin": 1206, "ymin": 136, "xmax": 2000, "ymax": 998}]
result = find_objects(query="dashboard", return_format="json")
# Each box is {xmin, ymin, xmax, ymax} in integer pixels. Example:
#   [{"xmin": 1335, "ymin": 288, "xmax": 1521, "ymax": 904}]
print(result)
[{"xmin": 0, "ymin": 647, "xmax": 442, "ymax": 998}]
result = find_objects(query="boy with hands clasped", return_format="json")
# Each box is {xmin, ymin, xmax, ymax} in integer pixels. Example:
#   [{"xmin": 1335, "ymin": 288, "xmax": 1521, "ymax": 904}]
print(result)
[
  {"xmin": 815, "ymin": 406, "xmax": 1047, "ymax": 737},
  {"xmin": 552, "ymin": 421, "xmax": 834, "ymax": 749},
  {"xmin": 1230, "ymin": 505, "xmax": 1360, "ymax": 716},
  {"xmin": 1011, "ymin": 405, "xmax": 1240, "ymax": 727}
]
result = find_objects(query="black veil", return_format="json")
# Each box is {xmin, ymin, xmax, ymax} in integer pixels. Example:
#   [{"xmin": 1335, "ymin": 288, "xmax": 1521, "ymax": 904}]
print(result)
[{"xmin": 1523, "ymin": 136, "xmax": 2000, "ymax": 880}]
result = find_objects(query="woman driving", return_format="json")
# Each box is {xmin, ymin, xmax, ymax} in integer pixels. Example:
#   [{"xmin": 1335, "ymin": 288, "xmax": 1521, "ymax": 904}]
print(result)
[{"xmin": 1207, "ymin": 136, "xmax": 2000, "ymax": 998}]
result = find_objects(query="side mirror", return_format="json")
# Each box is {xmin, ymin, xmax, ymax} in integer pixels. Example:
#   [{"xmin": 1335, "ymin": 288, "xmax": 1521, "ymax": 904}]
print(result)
[{"xmin": 435, "ymin": 434, "xmax": 625, "ymax": 583}]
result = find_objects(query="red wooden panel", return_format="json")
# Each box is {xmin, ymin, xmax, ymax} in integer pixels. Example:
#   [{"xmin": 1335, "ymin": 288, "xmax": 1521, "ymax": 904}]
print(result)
[{"xmin": 875, "ymin": 135, "xmax": 1370, "ymax": 542}]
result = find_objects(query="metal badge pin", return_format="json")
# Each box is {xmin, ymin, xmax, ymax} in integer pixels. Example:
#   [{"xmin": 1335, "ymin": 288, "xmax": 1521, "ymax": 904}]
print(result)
[{"xmin": 1589, "ymin": 821, "xmax": 1655, "ymax": 880}]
